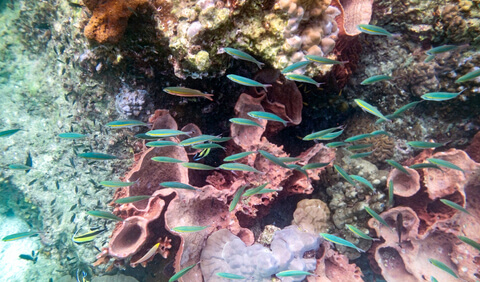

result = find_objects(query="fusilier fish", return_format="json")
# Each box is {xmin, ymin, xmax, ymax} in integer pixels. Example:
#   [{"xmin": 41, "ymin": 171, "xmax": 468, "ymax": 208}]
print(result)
[
  {"xmin": 223, "ymin": 47, "xmax": 264, "ymax": 69},
  {"xmin": 227, "ymin": 74, "xmax": 272, "ymax": 91},
  {"xmin": 163, "ymin": 87, "xmax": 214, "ymax": 101}
]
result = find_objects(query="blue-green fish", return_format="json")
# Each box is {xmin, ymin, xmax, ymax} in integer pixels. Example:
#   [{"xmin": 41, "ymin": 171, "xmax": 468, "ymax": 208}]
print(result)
[
  {"xmin": 303, "ymin": 126, "xmax": 344, "ymax": 141},
  {"xmin": 347, "ymin": 144, "xmax": 373, "ymax": 151},
  {"xmin": 426, "ymin": 44, "xmax": 465, "ymax": 55},
  {"xmin": 242, "ymin": 183, "xmax": 268, "ymax": 197},
  {"xmin": 2, "ymin": 231, "xmax": 39, "ymax": 242},
  {"xmin": 326, "ymin": 141, "xmax": 349, "ymax": 148},
  {"xmin": 344, "ymin": 133, "xmax": 373, "ymax": 142},
  {"xmin": 168, "ymin": 263, "xmax": 197, "ymax": 282},
  {"xmin": 8, "ymin": 164, "xmax": 32, "ymax": 170},
  {"xmin": 440, "ymin": 199, "xmax": 470, "ymax": 215},
  {"xmin": 305, "ymin": 55, "xmax": 347, "ymax": 65},
  {"xmin": 427, "ymin": 158, "xmax": 464, "ymax": 173},
  {"xmin": 365, "ymin": 206, "xmax": 392, "ymax": 230},
  {"xmin": 223, "ymin": 47, "xmax": 264, "ymax": 69},
  {"xmin": 350, "ymin": 175, "xmax": 375, "ymax": 192},
  {"xmin": 178, "ymin": 135, "xmax": 218, "ymax": 146},
  {"xmin": 223, "ymin": 151, "xmax": 256, "ymax": 162},
  {"xmin": 357, "ymin": 24, "xmax": 398, "ymax": 37},
  {"xmin": 227, "ymin": 74, "xmax": 272, "ymax": 91},
  {"xmin": 219, "ymin": 163, "xmax": 261, "ymax": 173},
  {"xmin": 151, "ymin": 156, "xmax": 184, "ymax": 163},
  {"xmin": 229, "ymin": 118, "xmax": 263, "ymax": 128},
  {"xmin": 285, "ymin": 73, "xmax": 323, "ymax": 87},
  {"xmin": 457, "ymin": 235, "xmax": 480, "ymax": 252},
  {"xmin": 210, "ymin": 136, "xmax": 231, "ymax": 143},
  {"xmin": 302, "ymin": 162, "xmax": 330, "ymax": 170},
  {"xmin": 455, "ymin": 68, "xmax": 480, "ymax": 83},
  {"xmin": 192, "ymin": 143, "xmax": 225, "ymax": 150},
  {"xmin": 360, "ymin": 75, "xmax": 392, "ymax": 85},
  {"xmin": 172, "ymin": 225, "xmax": 209, "ymax": 233},
  {"xmin": 407, "ymin": 141, "xmax": 444, "ymax": 149},
  {"xmin": 134, "ymin": 133, "xmax": 160, "ymax": 140},
  {"xmin": 287, "ymin": 164, "xmax": 309, "ymax": 178},
  {"xmin": 105, "ymin": 120, "xmax": 147, "ymax": 128},
  {"xmin": 409, "ymin": 163, "xmax": 444, "ymax": 171},
  {"xmin": 281, "ymin": 61, "xmax": 311, "ymax": 73},
  {"xmin": 390, "ymin": 101, "xmax": 422, "ymax": 118},
  {"xmin": 160, "ymin": 181, "xmax": 196, "ymax": 190},
  {"xmin": 320, "ymin": 233, "xmax": 365, "ymax": 252},
  {"xmin": 258, "ymin": 150, "xmax": 289, "ymax": 168},
  {"xmin": 276, "ymin": 270, "xmax": 316, "ymax": 277},
  {"xmin": 346, "ymin": 224, "xmax": 379, "ymax": 241},
  {"xmin": 333, "ymin": 165, "xmax": 357, "ymax": 187},
  {"xmin": 58, "ymin": 132, "xmax": 87, "ymax": 139},
  {"xmin": 350, "ymin": 151, "xmax": 374, "ymax": 159},
  {"xmin": 386, "ymin": 159, "xmax": 410, "ymax": 175},
  {"xmin": 276, "ymin": 157, "xmax": 301, "ymax": 163},
  {"xmin": 181, "ymin": 162, "xmax": 216, "ymax": 170},
  {"xmin": 229, "ymin": 185, "xmax": 246, "ymax": 212},
  {"xmin": 421, "ymin": 90, "xmax": 465, "ymax": 101},
  {"xmin": 115, "ymin": 195, "xmax": 151, "ymax": 204},
  {"xmin": 315, "ymin": 129, "xmax": 344, "ymax": 140},
  {"xmin": 376, "ymin": 101, "xmax": 423, "ymax": 124},
  {"xmin": 163, "ymin": 87, "xmax": 214, "ymax": 101},
  {"xmin": 145, "ymin": 129, "xmax": 191, "ymax": 138},
  {"xmin": 100, "ymin": 181, "xmax": 136, "ymax": 187},
  {"xmin": 247, "ymin": 111, "xmax": 287, "ymax": 126},
  {"xmin": 388, "ymin": 180, "xmax": 394, "ymax": 206},
  {"xmin": 146, "ymin": 140, "xmax": 178, "ymax": 147},
  {"xmin": 78, "ymin": 152, "xmax": 118, "ymax": 160},
  {"xmin": 430, "ymin": 276, "xmax": 438, "ymax": 282},
  {"xmin": 354, "ymin": 99, "xmax": 390, "ymax": 122},
  {"xmin": 428, "ymin": 258, "xmax": 458, "ymax": 278},
  {"xmin": 0, "ymin": 128, "xmax": 21, "ymax": 137},
  {"xmin": 215, "ymin": 272, "xmax": 246, "ymax": 279},
  {"xmin": 87, "ymin": 210, "xmax": 123, "ymax": 221},
  {"xmin": 424, "ymin": 54, "xmax": 435, "ymax": 63},
  {"xmin": 369, "ymin": 130, "xmax": 390, "ymax": 136}
]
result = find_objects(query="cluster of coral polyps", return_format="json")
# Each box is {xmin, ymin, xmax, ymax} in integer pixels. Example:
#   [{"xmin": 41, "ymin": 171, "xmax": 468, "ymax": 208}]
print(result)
[
  {"xmin": 81, "ymin": 0, "xmax": 374, "ymax": 77},
  {"xmin": 369, "ymin": 147, "xmax": 480, "ymax": 281},
  {"xmin": 94, "ymin": 80, "xmax": 346, "ymax": 280}
]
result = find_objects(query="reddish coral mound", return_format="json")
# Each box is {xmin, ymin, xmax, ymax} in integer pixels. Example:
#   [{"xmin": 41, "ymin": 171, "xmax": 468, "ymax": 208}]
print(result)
[{"xmin": 369, "ymin": 148, "xmax": 480, "ymax": 281}]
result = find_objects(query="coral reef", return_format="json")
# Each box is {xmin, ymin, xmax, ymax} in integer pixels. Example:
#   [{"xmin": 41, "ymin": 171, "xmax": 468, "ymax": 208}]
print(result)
[
  {"xmin": 98, "ymin": 91, "xmax": 336, "ymax": 279},
  {"xmin": 369, "ymin": 148, "xmax": 480, "ymax": 281}
]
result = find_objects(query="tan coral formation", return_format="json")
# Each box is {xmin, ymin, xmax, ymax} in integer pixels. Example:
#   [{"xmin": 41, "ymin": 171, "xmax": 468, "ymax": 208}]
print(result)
[
  {"xmin": 369, "ymin": 148, "xmax": 480, "ymax": 281},
  {"xmin": 292, "ymin": 199, "xmax": 331, "ymax": 234}
]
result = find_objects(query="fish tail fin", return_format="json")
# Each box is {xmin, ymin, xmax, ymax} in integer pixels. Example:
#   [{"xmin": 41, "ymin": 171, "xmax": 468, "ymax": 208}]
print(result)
[
  {"xmin": 204, "ymin": 93, "xmax": 214, "ymax": 101},
  {"xmin": 257, "ymin": 62, "xmax": 265, "ymax": 69},
  {"xmin": 263, "ymin": 84, "xmax": 273, "ymax": 91}
]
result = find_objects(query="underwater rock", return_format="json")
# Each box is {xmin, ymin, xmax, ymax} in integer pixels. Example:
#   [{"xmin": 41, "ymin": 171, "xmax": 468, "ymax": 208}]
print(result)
[{"xmin": 115, "ymin": 85, "xmax": 152, "ymax": 118}]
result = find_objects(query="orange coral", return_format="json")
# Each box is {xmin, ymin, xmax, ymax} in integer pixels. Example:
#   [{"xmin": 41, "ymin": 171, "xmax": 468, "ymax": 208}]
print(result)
[{"xmin": 83, "ymin": 0, "xmax": 148, "ymax": 43}]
